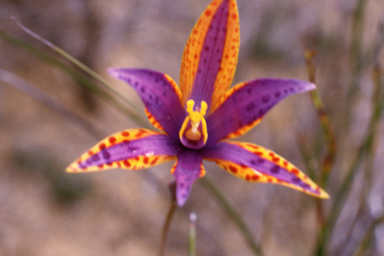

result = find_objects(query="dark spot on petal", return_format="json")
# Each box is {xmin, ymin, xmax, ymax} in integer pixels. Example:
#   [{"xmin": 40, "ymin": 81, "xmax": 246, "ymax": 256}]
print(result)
[
  {"xmin": 270, "ymin": 165, "xmax": 280, "ymax": 174},
  {"xmin": 102, "ymin": 150, "xmax": 111, "ymax": 160},
  {"xmin": 275, "ymin": 91, "xmax": 281, "ymax": 98},
  {"xmin": 246, "ymin": 103, "xmax": 255, "ymax": 112},
  {"xmin": 262, "ymin": 95, "xmax": 270, "ymax": 103},
  {"xmin": 291, "ymin": 168, "xmax": 299, "ymax": 174},
  {"xmin": 229, "ymin": 165, "xmax": 238, "ymax": 173},
  {"xmin": 205, "ymin": 46, "xmax": 210, "ymax": 52},
  {"xmin": 91, "ymin": 154, "xmax": 100, "ymax": 162},
  {"xmin": 251, "ymin": 175, "xmax": 259, "ymax": 181},
  {"xmin": 123, "ymin": 160, "xmax": 131, "ymax": 167},
  {"xmin": 257, "ymin": 158, "xmax": 265, "ymax": 164},
  {"xmin": 292, "ymin": 177, "xmax": 301, "ymax": 183}
]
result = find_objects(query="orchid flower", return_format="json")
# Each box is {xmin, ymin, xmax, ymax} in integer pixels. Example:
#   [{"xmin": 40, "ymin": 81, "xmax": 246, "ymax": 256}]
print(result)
[{"xmin": 66, "ymin": 0, "xmax": 329, "ymax": 206}]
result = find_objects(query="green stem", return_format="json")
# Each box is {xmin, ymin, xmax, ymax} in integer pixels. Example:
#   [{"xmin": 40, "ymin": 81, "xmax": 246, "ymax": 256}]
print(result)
[
  {"xmin": 11, "ymin": 17, "xmax": 145, "ymax": 118},
  {"xmin": 189, "ymin": 212, "xmax": 197, "ymax": 256},
  {"xmin": 0, "ymin": 29, "xmax": 149, "ymax": 128},
  {"xmin": 200, "ymin": 176, "xmax": 263, "ymax": 256},
  {"xmin": 304, "ymin": 50, "xmax": 337, "ymax": 187},
  {"xmin": 159, "ymin": 182, "xmax": 178, "ymax": 256},
  {"xmin": 353, "ymin": 215, "xmax": 384, "ymax": 256},
  {"xmin": 0, "ymin": 69, "xmax": 102, "ymax": 139},
  {"xmin": 315, "ymin": 59, "xmax": 384, "ymax": 256}
]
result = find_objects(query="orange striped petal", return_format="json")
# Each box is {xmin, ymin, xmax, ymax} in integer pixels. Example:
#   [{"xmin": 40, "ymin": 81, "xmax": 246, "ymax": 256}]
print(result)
[
  {"xmin": 206, "ymin": 79, "xmax": 316, "ymax": 145},
  {"xmin": 66, "ymin": 129, "xmax": 179, "ymax": 173},
  {"xmin": 108, "ymin": 69, "xmax": 185, "ymax": 140},
  {"xmin": 202, "ymin": 141, "xmax": 329, "ymax": 199},
  {"xmin": 180, "ymin": 0, "xmax": 239, "ymax": 112}
]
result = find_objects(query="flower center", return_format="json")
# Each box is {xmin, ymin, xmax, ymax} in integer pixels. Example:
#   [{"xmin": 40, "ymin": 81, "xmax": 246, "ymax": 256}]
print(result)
[{"xmin": 179, "ymin": 100, "xmax": 208, "ymax": 149}]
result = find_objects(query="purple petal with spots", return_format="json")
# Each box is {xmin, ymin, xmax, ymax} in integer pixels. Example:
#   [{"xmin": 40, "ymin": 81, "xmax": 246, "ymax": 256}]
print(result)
[
  {"xmin": 78, "ymin": 133, "xmax": 180, "ymax": 169},
  {"xmin": 189, "ymin": 0, "xmax": 229, "ymax": 109},
  {"xmin": 201, "ymin": 141, "xmax": 320, "ymax": 195},
  {"xmin": 206, "ymin": 79, "xmax": 316, "ymax": 145},
  {"xmin": 108, "ymin": 68, "xmax": 186, "ymax": 140},
  {"xmin": 173, "ymin": 149, "xmax": 203, "ymax": 206}
]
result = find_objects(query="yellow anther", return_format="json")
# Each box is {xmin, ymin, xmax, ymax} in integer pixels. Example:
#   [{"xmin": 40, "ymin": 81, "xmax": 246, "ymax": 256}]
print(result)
[
  {"xmin": 179, "ymin": 100, "xmax": 208, "ymax": 144},
  {"xmin": 186, "ymin": 100, "xmax": 195, "ymax": 114},
  {"xmin": 200, "ymin": 101, "xmax": 207, "ymax": 116}
]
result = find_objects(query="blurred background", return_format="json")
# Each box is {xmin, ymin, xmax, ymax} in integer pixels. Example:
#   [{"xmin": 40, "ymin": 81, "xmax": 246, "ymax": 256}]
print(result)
[{"xmin": 1, "ymin": 0, "xmax": 384, "ymax": 255}]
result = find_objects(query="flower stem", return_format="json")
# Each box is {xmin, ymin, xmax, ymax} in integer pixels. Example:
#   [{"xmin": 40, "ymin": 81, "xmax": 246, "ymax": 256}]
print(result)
[
  {"xmin": 159, "ymin": 182, "xmax": 177, "ymax": 256},
  {"xmin": 200, "ymin": 176, "xmax": 263, "ymax": 256},
  {"xmin": 189, "ymin": 212, "xmax": 197, "ymax": 256}
]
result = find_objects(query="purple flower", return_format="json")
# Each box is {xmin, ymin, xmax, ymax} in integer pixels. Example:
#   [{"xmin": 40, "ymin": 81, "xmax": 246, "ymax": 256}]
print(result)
[{"xmin": 67, "ymin": 0, "xmax": 329, "ymax": 206}]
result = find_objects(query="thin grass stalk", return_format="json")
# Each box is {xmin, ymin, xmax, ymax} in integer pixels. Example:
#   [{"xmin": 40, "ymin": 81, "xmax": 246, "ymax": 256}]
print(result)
[
  {"xmin": 0, "ymin": 69, "xmax": 102, "ymax": 139},
  {"xmin": 353, "ymin": 215, "xmax": 384, "ymax": 256},
  {"xmin": 11, "ymin": 17, "xmax": 145, "ymax": 119},
  {"xmin": 342, "ymin": 0, "xmax": 368, "ymax": 137},
  {"xmin": 189, "ymin": 212, "xmax": 197, "ymax": 256},
  {"xmin": 0, "ymin": 29, "xmax": 149, "ymax": 128},
  {"xmin": 304, "ymin": 50, "xmax": 337, "ymax": 187},
  {"xmin": 304, "ymin": 50, "xmax": 336, "ymax": 230},
  {"xmin": 159, "ymin": 182, "xmax": 178, "ymax": 256},
  {"xmin": 348, "ymin": 0, "xmax": 367, "ymax": 100},
  {"xmin": 315, "ymin": 62, "xmax": 384, "ymax": 256},
  {"xmin": 335, "ymin": 10, "xmax": 384, "ymax": 256},
  {"xmin": 199, "ymin": 176, "xmax": 263, "ymax": 256}
]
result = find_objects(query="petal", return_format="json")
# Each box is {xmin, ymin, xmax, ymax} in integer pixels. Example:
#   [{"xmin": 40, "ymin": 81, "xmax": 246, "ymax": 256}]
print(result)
[
  {"xmin": 206, "ymin": 79, "xmax": 316, "ymax": 145},
  {"xmin": 179, "ymin": 0, "xmax": 239, "ymax": 112},
  {"xmin": 108, "ymin": 68, "xmax": 185, "ymax": 140},
  {"xmin": 66, "ymin": 129, "xmax": 180, "ymax": 172},
  {"xmin": 171, "ymin": 149, "xmax": 206, "ymax": 206},
  {"xmin": 201, "ymin": 141, "xmax": 329, "ymax": 198}
]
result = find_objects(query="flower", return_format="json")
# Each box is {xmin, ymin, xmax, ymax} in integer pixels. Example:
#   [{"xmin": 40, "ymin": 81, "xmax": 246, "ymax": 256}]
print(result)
[{"xmin": 66, "ymin": 0, "xmax": 329, "ymax": 206}]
